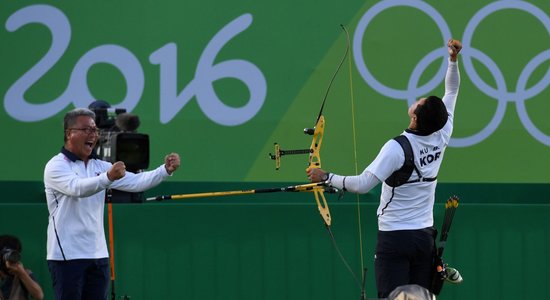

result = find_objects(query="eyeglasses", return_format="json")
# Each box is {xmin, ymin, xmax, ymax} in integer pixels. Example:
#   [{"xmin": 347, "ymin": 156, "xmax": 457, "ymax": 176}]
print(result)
[{"xmin": 70, "ymin": 127, "xmax": 100, "ymax": 135}]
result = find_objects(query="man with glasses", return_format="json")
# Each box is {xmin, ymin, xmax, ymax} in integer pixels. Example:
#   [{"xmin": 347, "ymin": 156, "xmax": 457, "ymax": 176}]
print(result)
[{"xmin": 43, "ymin": 108, "xmax": 181, "ymax": 300}]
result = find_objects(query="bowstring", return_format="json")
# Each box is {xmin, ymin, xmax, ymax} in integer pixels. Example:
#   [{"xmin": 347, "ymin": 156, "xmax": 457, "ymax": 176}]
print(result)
[
  {"xmin": 326, "ymin": 224, "xmax": 363, "ymax": 290},
  {"xmin": 341, "ymin": 24, "xmax": 366, "ymax": 286}
]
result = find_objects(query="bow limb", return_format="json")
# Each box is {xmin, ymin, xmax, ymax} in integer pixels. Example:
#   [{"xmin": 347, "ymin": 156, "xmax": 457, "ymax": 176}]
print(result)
[{"xmin": 313, "ymin": 186, "xmax": 331, "ymax": 226}]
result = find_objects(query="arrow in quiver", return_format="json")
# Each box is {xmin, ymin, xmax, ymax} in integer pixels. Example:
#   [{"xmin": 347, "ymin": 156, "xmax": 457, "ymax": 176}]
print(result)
[{"xmin": 430, "ymin": 195, "xmax": 459, "ymax": 295}]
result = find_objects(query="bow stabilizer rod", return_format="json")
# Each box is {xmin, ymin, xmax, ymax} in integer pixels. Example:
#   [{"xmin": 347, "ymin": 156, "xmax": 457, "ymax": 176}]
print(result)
[{"xmin": 146, "ymin": 182, "xmax": 338, "ymax": 201}]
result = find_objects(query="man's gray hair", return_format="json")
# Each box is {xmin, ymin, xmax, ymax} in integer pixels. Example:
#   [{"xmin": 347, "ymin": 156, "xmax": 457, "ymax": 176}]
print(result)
[{"xmin": 63, "ymin": 108, "xmax": 96, "ymax": 142}]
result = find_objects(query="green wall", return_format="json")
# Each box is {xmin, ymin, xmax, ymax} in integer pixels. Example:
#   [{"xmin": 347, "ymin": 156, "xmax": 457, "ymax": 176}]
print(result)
[{"xmin": 1, "ymin": 182, "xmax": 549, "ymax": 300}]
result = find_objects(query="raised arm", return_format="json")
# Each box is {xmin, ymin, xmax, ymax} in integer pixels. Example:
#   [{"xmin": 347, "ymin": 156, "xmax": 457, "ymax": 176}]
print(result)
[{"xmin": 443, "ymin": 39, "xmax": 462, "ymax": 117}]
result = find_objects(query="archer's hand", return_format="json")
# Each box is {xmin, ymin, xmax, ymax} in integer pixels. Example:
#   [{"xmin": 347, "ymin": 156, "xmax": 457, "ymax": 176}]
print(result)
[
  {"xmin": 107, "ymin": 161, "xmax": 126, "ymax": 181},
  {"xmin": 306, "ymin": 167, "xmax": 327, "ymax": 183},
  {"xmin": 164, "ymin": 153, "xmax": 180, "ymax": 175},
  {"xmin": 448, "ymin": 39, "xmax": 462, "ymax": 61}
]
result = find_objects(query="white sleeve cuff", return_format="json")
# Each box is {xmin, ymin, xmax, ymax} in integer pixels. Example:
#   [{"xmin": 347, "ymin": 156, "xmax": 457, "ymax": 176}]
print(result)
[{"xmin": 100, "ymin": 172, "xmax": 113, "ymax": 187}]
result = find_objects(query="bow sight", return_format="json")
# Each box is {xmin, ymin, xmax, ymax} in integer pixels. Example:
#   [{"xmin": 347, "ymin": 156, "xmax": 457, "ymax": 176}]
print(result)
[{"xmin": 268, "ymin": 121, "xmax": 322, "ymax": 170}]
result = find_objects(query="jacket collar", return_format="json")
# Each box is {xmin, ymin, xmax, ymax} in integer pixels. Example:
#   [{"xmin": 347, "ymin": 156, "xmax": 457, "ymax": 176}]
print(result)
[{"xmin": 61, "ymin": 147, "xmax": 99, "ymax": 162}]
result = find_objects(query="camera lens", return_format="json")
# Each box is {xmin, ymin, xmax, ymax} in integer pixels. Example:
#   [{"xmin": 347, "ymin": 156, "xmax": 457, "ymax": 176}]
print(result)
[{"xmin": 5, "ymin": 249, "xmax": 20, "ymax": 263}]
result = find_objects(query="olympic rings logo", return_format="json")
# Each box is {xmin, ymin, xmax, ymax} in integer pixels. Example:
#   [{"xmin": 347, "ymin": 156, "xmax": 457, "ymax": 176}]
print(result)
[{"xmin": 353, "ymin": 0, "xmax": 550, "ymax": 147}]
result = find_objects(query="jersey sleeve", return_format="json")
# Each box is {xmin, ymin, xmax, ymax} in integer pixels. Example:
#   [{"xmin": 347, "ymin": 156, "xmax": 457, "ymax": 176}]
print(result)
[
  {"xmin": 366, "ymin": 139, "xmax": 406, "ymax": 181},
  {"xmin": 442, "ymin": 59, "xmax": 460, "ymax": 119},
  {"xmin": 328, "ymin": 139, "xmax": 404, "ymax": 193},
  {"xmin": 44, "ymin": 157, "xmax": 112, "ymax": 197},
  {"xmin": 109, "ymin": 164, "xmax": 170, "ymax": 192}
]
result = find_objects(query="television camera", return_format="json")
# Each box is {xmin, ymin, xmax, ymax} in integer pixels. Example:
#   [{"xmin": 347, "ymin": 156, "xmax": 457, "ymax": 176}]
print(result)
[{"xmin": 89, "ymin": 100, "xmax": 150, "ymax": 203}]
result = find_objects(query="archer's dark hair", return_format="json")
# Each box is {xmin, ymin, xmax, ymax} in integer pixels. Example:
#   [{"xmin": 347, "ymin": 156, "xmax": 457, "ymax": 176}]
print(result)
[
  {"xmin": 414, "ymin": 96, "xmax": 448, "ymax": 134},
  {"xmin": 0, "ymin": 235, "xmax": 22, "ymax": 252}
]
